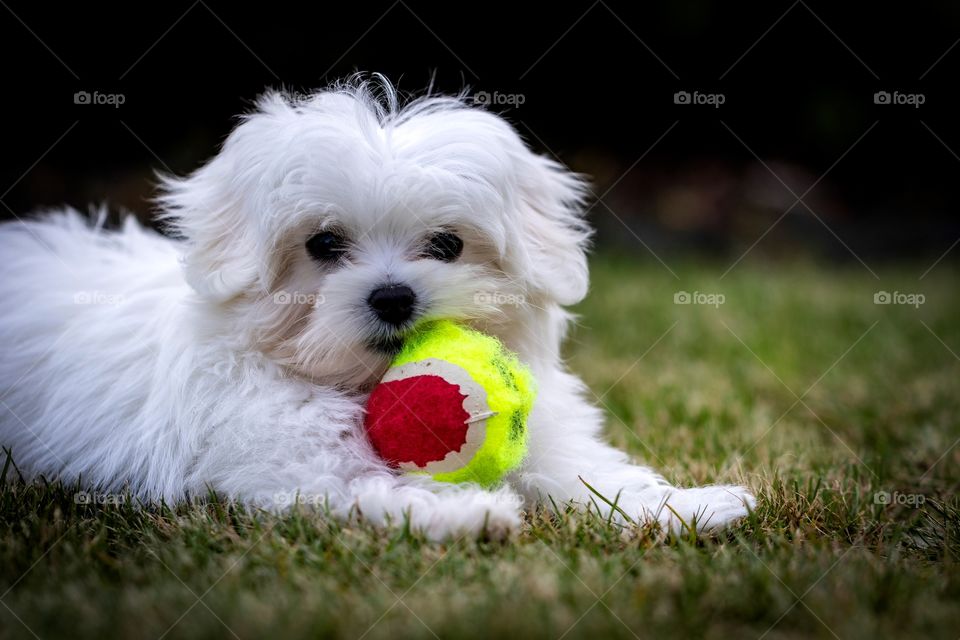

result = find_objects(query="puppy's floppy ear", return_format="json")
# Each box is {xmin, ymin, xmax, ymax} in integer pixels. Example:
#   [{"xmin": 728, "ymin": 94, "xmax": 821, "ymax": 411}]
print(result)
[
  {"xmin": 509, "ymin": 153, "xmax": 592, "ymax": 306},
  {"xmin": 155, "ymin": 91, "xmax": 300, "ymax": 302},
  {"xmin": 156, "ymin": 156, "xmax": 262, "ymax": 302}
]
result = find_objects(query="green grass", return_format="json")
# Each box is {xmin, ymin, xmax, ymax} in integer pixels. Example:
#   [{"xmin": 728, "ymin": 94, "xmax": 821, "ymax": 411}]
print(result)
[{"xmin": 3, "ymin": 255, "xmax": 959, "ymax": 640}]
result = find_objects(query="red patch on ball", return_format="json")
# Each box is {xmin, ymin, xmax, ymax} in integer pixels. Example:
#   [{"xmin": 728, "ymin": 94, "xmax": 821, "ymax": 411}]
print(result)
[{"xmin": 364, "ymin": 374, "xmax": 470, "ymax": 468}]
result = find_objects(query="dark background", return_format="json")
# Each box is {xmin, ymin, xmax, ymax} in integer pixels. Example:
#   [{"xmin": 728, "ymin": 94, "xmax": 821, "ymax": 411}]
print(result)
[{"xmin": 1, "ymin": 0, "xmax": 958, "ymax": 261}]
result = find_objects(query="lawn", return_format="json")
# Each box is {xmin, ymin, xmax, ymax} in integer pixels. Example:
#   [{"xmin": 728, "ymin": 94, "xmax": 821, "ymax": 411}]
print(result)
[{"xmin": 2, "ymin": 254, "xmax": 958, "ymax": 640}]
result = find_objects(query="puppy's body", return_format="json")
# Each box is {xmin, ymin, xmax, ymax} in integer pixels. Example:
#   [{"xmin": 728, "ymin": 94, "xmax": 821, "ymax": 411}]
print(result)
[{"xmin": 0, "ymin": 80, "xmax": 753, "ymax": 538}]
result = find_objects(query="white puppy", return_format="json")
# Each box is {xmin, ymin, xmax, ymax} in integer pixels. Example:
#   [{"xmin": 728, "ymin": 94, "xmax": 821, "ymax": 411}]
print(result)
[{"xmin": 0, "ymin": 78, "xmax": 753, "ymax": 539}]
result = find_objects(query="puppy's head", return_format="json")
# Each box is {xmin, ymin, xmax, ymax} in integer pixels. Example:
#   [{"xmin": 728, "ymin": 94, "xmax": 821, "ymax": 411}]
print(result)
[{"xmin": 158, "ymin": 78, "xmax": 591, "ymax": 388}]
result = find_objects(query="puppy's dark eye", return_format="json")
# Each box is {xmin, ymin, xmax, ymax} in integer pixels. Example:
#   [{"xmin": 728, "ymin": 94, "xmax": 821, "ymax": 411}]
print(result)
[
  {"xmin": 423, "ymin": 231, "xmax": 463, "ymax": 262},
  {"xmin": 306, "ymin": 231, "xmax": 348, "ymax": 262}
]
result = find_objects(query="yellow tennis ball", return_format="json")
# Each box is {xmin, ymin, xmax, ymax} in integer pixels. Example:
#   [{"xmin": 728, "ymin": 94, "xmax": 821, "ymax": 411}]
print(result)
[{"xmin": 364, "ymin": 320, "xmax": 536, "ymax": 487}]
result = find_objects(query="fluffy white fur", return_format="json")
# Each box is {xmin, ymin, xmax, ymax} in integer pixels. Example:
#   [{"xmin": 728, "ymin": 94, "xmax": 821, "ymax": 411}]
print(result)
[{"xmin": 0, "ymin": 78, "xmax": 754, "ymax": 539}]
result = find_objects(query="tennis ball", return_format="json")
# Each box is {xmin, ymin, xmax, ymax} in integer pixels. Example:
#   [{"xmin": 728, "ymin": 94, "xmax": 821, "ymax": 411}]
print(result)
[{"xmin": 364, "ymin": 320, "xmax": 535, "ymax": 487}]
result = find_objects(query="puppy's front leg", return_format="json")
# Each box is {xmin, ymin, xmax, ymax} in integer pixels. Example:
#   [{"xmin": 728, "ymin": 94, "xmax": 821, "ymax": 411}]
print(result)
[
  {"xmin": 511, "ymin": 369, "xmax": 754, "ymax": 533},
  {"xmin": 190, "ymin": 385, "xmax": 520, "ymax": 540}
]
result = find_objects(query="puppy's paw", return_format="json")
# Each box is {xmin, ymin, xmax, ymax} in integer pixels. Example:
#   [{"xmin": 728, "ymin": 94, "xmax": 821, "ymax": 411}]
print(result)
[
  {"xmin": 655, "ymin": 484, "xmax": 755, "ymax": 534},
  {"xmin": 478, "ymin": 502, "xmax": 524, "ymax": 541},
  {"xmin": 415, "ymin": 503, "xmax": 522, "ymax": 542},
  {"xmin": 393, "ymin": 486, "xmax": 523, "ymax": 542}
]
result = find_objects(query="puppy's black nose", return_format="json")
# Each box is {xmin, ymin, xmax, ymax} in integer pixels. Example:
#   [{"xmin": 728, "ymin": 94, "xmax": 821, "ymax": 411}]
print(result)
[{"xmin": 368, "ymin": 284, "xmax": 416, "ymax": 326}]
